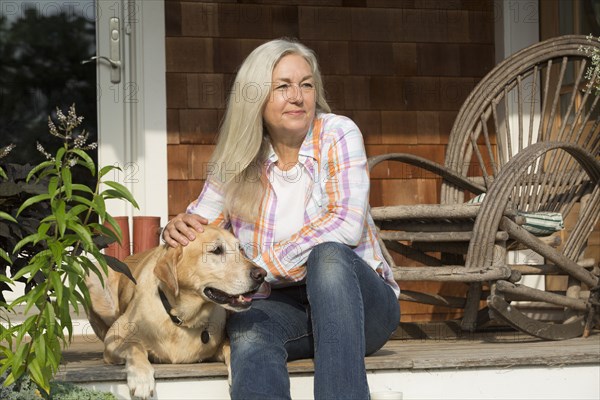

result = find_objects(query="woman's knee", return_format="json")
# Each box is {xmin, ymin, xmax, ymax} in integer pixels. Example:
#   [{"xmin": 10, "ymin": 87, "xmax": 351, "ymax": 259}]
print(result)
[
  {"xmin": 307, "ymin": 242, "xmax": 354, "ymax": 271},
  {"xmin": 306, "ymin": 242, "xmax": 358, "ymax": 291}
]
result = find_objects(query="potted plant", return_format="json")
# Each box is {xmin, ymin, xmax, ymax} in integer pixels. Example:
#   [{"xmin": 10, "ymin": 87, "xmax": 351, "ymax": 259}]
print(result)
[{"xmin": 0, "ymin": 105, "xmax": 137, "ymax": 397}]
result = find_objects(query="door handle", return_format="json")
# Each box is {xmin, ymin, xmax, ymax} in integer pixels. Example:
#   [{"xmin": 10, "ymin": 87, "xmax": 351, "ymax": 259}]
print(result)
[{"xmin": 81, "ymin": 17, "xmax": 122, "ymax": 83}]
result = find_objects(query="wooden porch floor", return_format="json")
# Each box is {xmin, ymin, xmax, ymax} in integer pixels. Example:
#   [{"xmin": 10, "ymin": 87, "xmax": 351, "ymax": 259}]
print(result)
[{"xmin": 56, "ymin": 323, "xmax": 600, "ymax": 384}]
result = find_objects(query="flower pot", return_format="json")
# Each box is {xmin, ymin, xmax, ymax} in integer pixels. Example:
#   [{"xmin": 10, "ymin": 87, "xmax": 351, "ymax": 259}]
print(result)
[
  {"xmin": 133, "ymin": 216, "xmax": 161, "ymax": 254},
  {"xmin": 103, "ymin": 216, "xmax": 131, "ymax": 261}
]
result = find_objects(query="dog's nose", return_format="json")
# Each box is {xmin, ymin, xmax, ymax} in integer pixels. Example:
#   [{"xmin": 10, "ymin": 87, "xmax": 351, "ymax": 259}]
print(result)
[{"xmin": 250, "ymin": 267, "xmax": 267, "ymax": 283}]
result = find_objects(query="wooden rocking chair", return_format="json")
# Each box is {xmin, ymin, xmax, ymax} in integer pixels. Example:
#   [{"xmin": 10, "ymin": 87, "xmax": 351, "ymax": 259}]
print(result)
[{"xmin": 370, "ymin": 35, "xmax": 600, "ymax": 340}]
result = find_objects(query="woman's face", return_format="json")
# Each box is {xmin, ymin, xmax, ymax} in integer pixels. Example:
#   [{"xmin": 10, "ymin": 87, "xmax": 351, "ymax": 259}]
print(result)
[{"xmin": 263, "ymin": 53, "xmax": 317, "ymax": 142}]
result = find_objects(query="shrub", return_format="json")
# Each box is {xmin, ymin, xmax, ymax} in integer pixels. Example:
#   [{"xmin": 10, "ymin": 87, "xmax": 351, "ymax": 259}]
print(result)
[{"xmin": 0, "ymin": 105, "xmax": 137, "ymax": 395}]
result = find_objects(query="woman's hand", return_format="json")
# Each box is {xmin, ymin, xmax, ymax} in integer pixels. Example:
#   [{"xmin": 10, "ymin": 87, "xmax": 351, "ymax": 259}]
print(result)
[{"xmin": 162, "ymin": 213, "xmax": 208, "ymax": 247}]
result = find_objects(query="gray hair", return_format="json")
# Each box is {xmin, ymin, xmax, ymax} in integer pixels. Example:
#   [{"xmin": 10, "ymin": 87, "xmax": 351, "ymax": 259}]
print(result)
[{"xmin": 209, "ymin": 39, "xmax": 330, "ymax": 221}]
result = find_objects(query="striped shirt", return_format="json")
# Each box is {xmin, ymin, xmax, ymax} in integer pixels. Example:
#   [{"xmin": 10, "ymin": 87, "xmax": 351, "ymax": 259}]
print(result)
[{"xmin": 187, "ymin": 113, "xmax": 400, "ymax": 298}]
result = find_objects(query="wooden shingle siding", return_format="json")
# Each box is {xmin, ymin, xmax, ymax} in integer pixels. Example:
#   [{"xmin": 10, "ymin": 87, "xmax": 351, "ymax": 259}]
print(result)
[{"xmin": 165, "ymin": 0, "xmax": 495, "ymax": 321}]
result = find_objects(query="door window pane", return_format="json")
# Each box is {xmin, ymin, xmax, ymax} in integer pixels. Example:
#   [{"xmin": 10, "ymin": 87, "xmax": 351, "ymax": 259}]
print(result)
[{"xmin": 0, "ymin": 1, "xmax": 97, "ymax": 170}]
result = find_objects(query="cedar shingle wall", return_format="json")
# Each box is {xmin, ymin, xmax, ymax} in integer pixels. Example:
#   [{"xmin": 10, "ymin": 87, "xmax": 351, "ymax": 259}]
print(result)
[
  {"xmin": 166, "ymin": 0, "xmax": 495, "ymax": 218},
  {"xmin": 165, "ymin": 0, "xmax": 494, "ymax": 322}
]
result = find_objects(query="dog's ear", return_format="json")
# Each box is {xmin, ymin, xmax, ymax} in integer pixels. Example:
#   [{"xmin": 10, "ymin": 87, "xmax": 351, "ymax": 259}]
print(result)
[{"xmin": 154, "ymin": 246, "xmax": 183, "ymax": 296}]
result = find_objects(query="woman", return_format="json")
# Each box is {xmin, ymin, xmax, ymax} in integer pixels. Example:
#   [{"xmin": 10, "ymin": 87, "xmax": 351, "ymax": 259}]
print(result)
[{"xmin": 163, "ymin": 38, "xmax": 400, "ymax": 400}]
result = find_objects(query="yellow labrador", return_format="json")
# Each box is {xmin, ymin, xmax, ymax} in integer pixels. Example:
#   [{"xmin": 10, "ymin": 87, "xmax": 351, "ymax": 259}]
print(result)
[{"xmin": 85, "ymin": 225, "xmax": 266, "ymax": 399}]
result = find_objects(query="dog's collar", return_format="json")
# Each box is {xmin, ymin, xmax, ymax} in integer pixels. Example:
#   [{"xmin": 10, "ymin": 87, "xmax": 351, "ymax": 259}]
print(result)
[
  {"xmin": 157, "ymin": 287, "xmax": 211, "ymax": 344},
  {"xmin": 158, "ymin": 287, "xmax": 184, "ymax": 326}
]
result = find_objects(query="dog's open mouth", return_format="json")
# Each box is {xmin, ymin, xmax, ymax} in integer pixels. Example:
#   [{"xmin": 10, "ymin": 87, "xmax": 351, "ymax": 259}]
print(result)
[{"xmin": 203, "ymin": 287, "xmax": 257, "ymax": 309}]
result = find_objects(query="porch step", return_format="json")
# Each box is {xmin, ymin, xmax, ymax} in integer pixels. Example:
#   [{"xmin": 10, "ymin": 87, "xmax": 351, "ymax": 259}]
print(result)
[{"xmin": 57, "ymin": 329, "xmax": 600, "ymax": 400}]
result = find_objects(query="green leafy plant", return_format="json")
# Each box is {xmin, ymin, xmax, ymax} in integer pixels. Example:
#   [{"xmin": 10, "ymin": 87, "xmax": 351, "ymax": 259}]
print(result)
[
  {"xmin": 0, "ymin": 105, "xmax": 137, "ymax": 394},
  {"xmin": 0, "ymin": 373, "xmax": 117, "ymax": 399},
  {"xmin": 579, "ymin": 34, "xmax": 600, "ymax": 94}
]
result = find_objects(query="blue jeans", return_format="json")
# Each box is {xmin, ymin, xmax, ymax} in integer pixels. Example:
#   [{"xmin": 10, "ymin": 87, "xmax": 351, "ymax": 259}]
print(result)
[{"xmin": 227, "ymin": 242, "xmax": 400, "ymax": 400}]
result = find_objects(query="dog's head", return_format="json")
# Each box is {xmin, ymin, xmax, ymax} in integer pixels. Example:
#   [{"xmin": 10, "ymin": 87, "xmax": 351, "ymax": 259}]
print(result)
[{"xmin": 154, "ymin": 226, "xmax": 266, "ymax": 312}]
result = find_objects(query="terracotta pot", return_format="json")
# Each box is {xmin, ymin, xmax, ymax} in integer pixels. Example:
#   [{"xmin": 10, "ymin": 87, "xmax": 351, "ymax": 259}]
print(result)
[
  {"xmin": 132, "ymin": 216, "xmax": 161, "ymax": 254},
  {"xmin": 103, "ymin": 216, "xmax": 131, "ymax": 261}
]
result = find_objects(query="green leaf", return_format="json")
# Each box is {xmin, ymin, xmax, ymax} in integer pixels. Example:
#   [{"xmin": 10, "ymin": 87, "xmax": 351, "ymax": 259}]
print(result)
[
  {"xmin": 48, "ymin": 241, "xmax": 65, "ymax": 268},
  {"xmin": 66, "ymin": 258, "xmax": 85, "ymax": 280},
  {"xmin": 13, "ymin": 233, "xmax": 41, "ymax": 255},
  {"xmin": 37, "ymin": 221, "xmax": 51, "ymax": 238},
  {"xmin": 61, "ymin": 305, "xmax": 73, "ymax": 340},
  {"xmin": 15, "ymin": 315, "xmax": 37, "ymax": 343},
  {"xmin": 13, "ymin": 336, "xmax": 28, "ymax": 362},
  {"xmin": 103, "ymin": 214, "xmax": 123, "ymax": 243},
  {"xmin": 36, "ymin": 168, "xmax": 57, "ymax": 181},
  {"xmin": 55, "ymin": 146, "xmax": 66, "ymax": 168},
  {"xmin": 0, "ymin": 272, "xmax": 12, "ymax": 282},
  {"xmin": 92, "ymin": 194, "xmax": 107, "ymax": 220},
  {"xmin": 87, "ymin": 252, "xmax": 111, "ymax": 288},
  {"xmin": 66, "ymin": 204, "xmax": 89, "ymax": 219},
  {"xmin": 72, "ymin": 289, "xmax": 88, "ymax": 312},
  {"xmin": 67, "ymin": 220, "xmax": 94, "ymax": 250},
  {"xmin": 71, "ymin": 194, "xmax": 95, "ymax": 208},
  {"xmin": 76, "ymin": 279, "xmax": 92, "ymax": 311},
  {"xmin": 54, "ymin": 199, "xmax": 67, "ymax": 237},
  {"xmin": 34, "ymin": 333, "xmax": 47, "ymax": 368},
  {"xmin": 1, "ymin": 371, "xmax": 17, "ymax": 386},
  {"xmin": 78, "ymin": 253, "xmax": 102, "ymax": 274},
  {"xmin": 26, "ymin": 160, "xmax": 55, "ymax": 182},
  {"xmin": 59, "ymin": 235, "xmax": 80, "ymax": 249},
  {"xmin": 102, "ymin": 189, "xmax": 132, "ymax": 203},
  {"xmin": 61, "ymin": 165, "xmax": 73, "ymax": 199},
  {"xmin": 23, "ymin": 284, "xmax": 46, "ymax": 315},
  {"xmin": 12, "ymin": 360, "xmax": 27, "ymax": 384},
  {"xmin": 71, "ymin": 183, "xmax": 94, "ymax": 194},
  {"xmin": 0, "ymin": 248, "xmax": 12, "ymax": 264},
  {"xmin": 12, "ymin": 251, "xmax": 49, "ymax": 280},
  {"xmin": 45, "ymin": 306, "xmax": 56, "ymax": 338},
  {"xmin": 99, "ymin": 164, "xmax": 119, "ymax": 178},
  {"xmin": 72, "ymin": 148, "xmax": 96, "ymax": 175},
  {"xmin": 103, "ymin": 181, "xmax": 139, "ymax": 208},
  {"xmin": 28, "ymin": 357, "xmax": 50, "ymax": 393},
  {"xmin": 13, "ymin": 235, "xmax": 36, "ymax": 254},
  {"xmin": 45, "ymin": 334, "xmax": 61, "ymax": 371},
  {"xmin": 49, "ymin": 271, "xmax": 63, "ymax": 306},
  {"xmin": 6, "ymin": 294, "xmax": 27, "ymax": 312},
  {"xmin": 0, "ymin": 210, "xmax": 17, "ymax": 223},
  {"xmin": 39, "ymin": 214, "xmax": 56, "ymax": 224},
  {"xmin": 16, "ymin": 193, "xmax": 52, "ymax": 216},
  {"xmin": 48, "ymin": 175, "xmax": 58, "ymax": 195}
]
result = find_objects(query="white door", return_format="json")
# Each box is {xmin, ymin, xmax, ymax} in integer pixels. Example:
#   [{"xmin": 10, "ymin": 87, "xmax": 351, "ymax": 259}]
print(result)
[
  {"xmin": 0, "ymin": 0, "xmax": 166, "ymax": 303},
  {"xmin": 96, "ymin": 0, "xmax": 168, "ymax": 226}
]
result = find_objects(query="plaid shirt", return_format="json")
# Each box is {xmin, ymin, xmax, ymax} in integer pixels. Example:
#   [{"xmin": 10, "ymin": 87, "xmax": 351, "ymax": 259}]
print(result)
[{"xmin": 187, "ymin": 113, "xmax": 400, "ymax": 298}]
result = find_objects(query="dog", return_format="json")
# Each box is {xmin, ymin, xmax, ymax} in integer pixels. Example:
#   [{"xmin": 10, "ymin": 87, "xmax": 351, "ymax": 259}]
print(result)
[{"xmin": 85, "ymin": 225, "xmax": 266, "ymax": 399}]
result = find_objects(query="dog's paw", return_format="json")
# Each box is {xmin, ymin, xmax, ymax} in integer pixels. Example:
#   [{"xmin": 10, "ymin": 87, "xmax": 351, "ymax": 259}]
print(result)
[{"xmin": 126, "ymin": 362, "xmax": 155, "ymax": 399}]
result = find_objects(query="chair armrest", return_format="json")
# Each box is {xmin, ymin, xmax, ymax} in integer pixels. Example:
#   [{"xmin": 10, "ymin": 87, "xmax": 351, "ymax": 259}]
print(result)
[{"xmin": 368, "ymin": 152, "xmax": 486, "ymax": 195}]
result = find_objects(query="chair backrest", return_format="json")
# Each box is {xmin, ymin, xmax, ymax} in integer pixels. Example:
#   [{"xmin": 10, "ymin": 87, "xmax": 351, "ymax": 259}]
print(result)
[
  {"xmin": 442, "ymin": 35, "xmax": 600, "ymax": 213},
  {"xmin": 442, "ymin": 35, "xmax": 600, "ymax": 264}
]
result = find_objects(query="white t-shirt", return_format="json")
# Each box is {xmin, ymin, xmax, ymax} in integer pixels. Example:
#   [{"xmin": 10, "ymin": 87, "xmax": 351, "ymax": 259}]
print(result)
[{"xmin": 271, "ymin": 163, "xmax": 308, "ymax": 243}]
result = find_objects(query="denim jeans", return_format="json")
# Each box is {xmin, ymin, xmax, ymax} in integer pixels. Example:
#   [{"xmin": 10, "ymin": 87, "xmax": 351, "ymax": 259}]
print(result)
[{"xmin": 227, "ymin": 242, "xmax": 401, "ymax": 400}]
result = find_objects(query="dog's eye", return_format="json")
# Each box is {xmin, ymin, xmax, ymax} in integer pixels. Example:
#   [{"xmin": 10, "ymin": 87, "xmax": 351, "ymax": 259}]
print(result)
[{"xmin": 210, "ymin": 245, "xmax": 223, "ymax": 255}]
